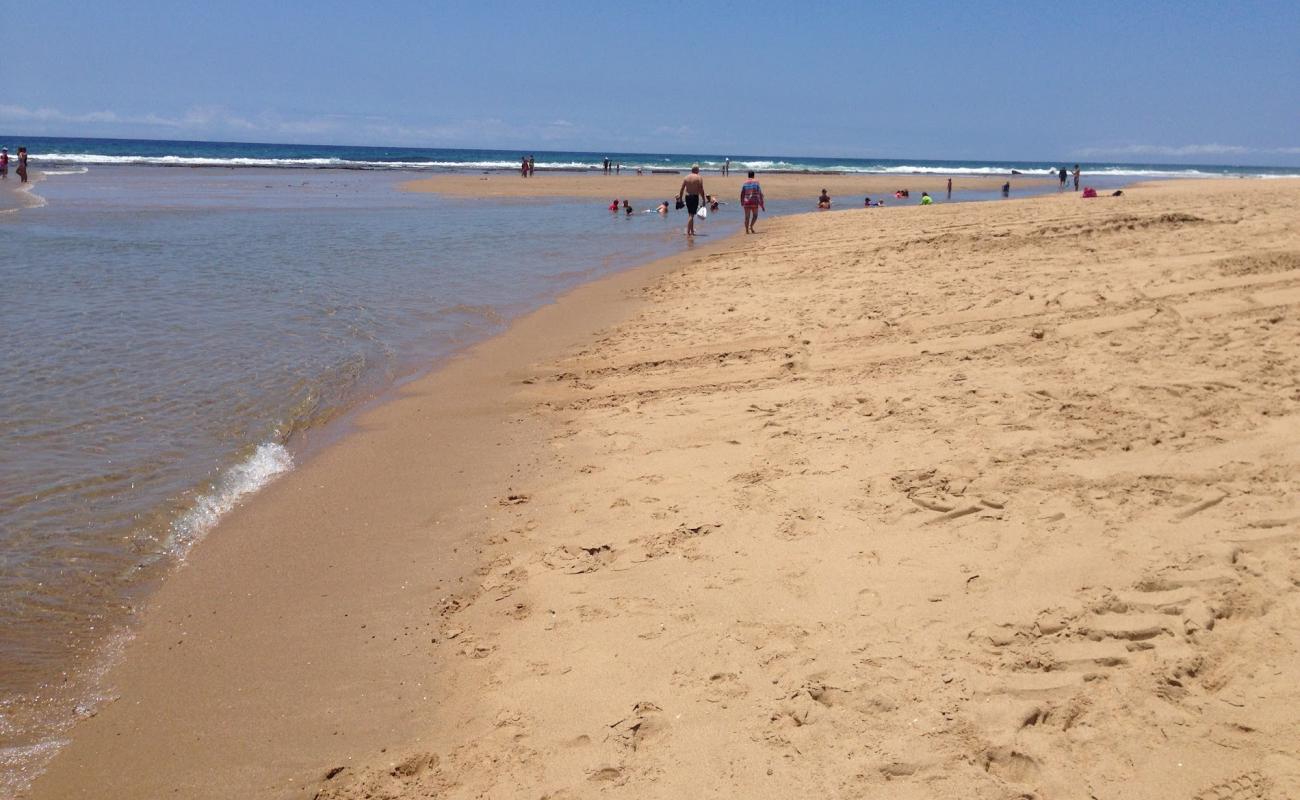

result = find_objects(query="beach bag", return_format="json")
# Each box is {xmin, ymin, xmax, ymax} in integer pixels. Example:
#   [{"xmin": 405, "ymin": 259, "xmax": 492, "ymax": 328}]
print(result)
[{"xmin": 1082, "ymin": 187, "xmax": 1097, "ymax": 198}]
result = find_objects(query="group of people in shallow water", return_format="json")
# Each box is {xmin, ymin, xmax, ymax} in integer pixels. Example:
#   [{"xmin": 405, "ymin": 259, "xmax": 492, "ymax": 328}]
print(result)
[
  {"xmin": 0, "ymin": 146, "xmax": 28, "ymax": 182},
  {"xmin": 604, "ymin": 163, "xmax": 765, "ymax": 236},
  {"xmin": 597, "ymin": 162, "xmax": 1105, "ymax": 237},
  {"xmin": 607, "ymin": 165, "xmax": 974, "ymax": 238},
  {"xmin": 820, "ymin": 188, "xmax": 940, "ymax": 209},
  {"xmin": 609, "ymin": 188, "xmax": 726, "ymax": 221}
]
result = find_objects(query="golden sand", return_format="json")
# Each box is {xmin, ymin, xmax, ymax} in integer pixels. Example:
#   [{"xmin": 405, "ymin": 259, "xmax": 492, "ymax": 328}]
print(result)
[
  {"xmin": 401, "ymin": 170, "xmax": 1047, "ymax": 201},
  {"xmin": 32, "ymin": 179, "xmax": 1300, "ymax": 799}
]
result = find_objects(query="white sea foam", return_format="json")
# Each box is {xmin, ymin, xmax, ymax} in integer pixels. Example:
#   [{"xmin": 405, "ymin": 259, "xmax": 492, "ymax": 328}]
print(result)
[
  {"xmin": 28, "ymin": 153, "xmax": 604, "ymax": 171},
  {"xmin": 166, "ymin": 442, "xmax": 292, "ymax": 554},
  {"xmin": 0, "ymin": 738, "xmax": 67, "ymax": 799},
  {"xmin": 0, "ymin": 445, "xmax": 289, "ymax": 794}
]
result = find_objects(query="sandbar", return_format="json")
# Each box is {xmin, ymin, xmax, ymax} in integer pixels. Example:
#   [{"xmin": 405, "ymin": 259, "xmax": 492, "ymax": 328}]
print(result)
[{"xmin": 402, "ymin": 170, "xmax": 1049, "ymax": 200}]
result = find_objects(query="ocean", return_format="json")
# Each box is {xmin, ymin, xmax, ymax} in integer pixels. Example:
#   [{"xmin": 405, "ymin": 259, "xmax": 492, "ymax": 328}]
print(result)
[
  {"xmin": 10, "ymin": 135, "xmax": 1300, "ymax": 178},
  {"xmin": 0, "ymin": 135, "xmax": 1293, "ymax": 793}
]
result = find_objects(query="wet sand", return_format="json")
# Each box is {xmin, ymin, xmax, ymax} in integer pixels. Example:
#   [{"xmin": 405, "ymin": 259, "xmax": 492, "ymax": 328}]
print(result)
[
  {"xmin": 402, "ymin": 171, "xmax": 1048, "ymax": 200},
  {"xmin": 31, "ymin": 178, "xmax": 1300, "ymax": 799},
  {"xmin": 0, "ymin": 172, "xmax": 40, "ymax": 213}
]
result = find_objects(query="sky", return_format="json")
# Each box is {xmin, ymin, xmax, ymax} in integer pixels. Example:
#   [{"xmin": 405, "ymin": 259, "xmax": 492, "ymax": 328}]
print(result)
[{"xmin": 2, "ymin": 1, "xmax": 1298, "ymax": 165}]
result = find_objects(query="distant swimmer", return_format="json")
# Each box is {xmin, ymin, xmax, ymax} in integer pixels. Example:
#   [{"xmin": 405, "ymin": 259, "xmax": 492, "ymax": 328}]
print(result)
[
  {"xmin": 724, "ymin": 157, "xmax": 731, "ymax": 176},
  {"xmin": 920, "ymin": 192, "xmax": 933, "ymax": 205},
  {"xmin": 1001, "ymin": 181, "xmax": 1010, "ymax": 196},
  {"xmin": 657, "ymin": 200, "xmax": 670, "ymax": 214},
  {"xmin": 528, "ymin": 155, "xmax": 535, "ymax": 176},
  {"xmin": 740, "ymin": 170, "xmax": 764, "ymax": 233},
  {"xmin": 521, "ymin": 155, "xmax": 529, "ymax": 178},
  {"xmin": 1, "ymin": 148, "xmax": 8, "ymax": 179},
  {"xmin": 16, "ymin": 147, "xmax": 27, "ymax": 183},
  {"xmin": 677, "ymin": 164, "xmax": 706, "ymax": 236},
  {"xmin": 818, "ymin": 188, "xmax": 831, "ymax": 209},
  {"xmin": 623, "ymin": 200, "xmax": 633, "ymax": 216},
  {"xmin": 609, "ymin": 198, "xmax": 619, "ymax": 212},
  {"xmin": 864, "ymin": 196, "xmax": 871, "ymax": 207}
]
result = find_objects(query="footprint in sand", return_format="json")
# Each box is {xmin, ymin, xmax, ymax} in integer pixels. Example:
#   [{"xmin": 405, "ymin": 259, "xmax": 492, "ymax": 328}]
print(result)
[{"xmin": 540, "ymin": 543, "xmax": 616, "ymax": 574}]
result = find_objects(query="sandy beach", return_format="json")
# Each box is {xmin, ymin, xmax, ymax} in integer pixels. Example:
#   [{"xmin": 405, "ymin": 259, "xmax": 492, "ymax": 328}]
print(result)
[
  {"xmin": 30, "ymin": 178, "xmax": 1300, "ymax": 799},
  {"xmin": 402, "ymin": 171, "xmax": 1048, "ymax": 200}
]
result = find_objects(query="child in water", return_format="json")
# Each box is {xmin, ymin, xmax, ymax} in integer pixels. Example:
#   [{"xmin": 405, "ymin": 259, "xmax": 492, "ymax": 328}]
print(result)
[
  {"xmin": 609, "ymin": 199, "xmax": 619, "ymax": 212},
  {"xmin": 623, "ymin": 200, "xmax": 633, "ymax": 216}
]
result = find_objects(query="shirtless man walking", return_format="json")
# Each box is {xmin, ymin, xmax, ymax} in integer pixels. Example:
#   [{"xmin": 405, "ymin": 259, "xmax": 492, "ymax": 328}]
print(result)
[{"xmin": 677, "ymin": 163, "xmax": 705, "ymax": 237}]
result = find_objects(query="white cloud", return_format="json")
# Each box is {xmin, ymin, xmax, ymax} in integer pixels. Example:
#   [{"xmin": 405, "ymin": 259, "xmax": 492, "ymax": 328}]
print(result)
[
  {"xmin": 1075, "ymin": 143, "xmax": 1251, "ymax": 158},
  {"xmin": 0, "ymin": 102, "xmax": 268, "ymax": 133},
  {"xmin": 652, "ymin": 124, "xmax": 693, "ymax": 139},
  {"xmin": 0, "ymin": 102, "xmax": 608, "ymax": 149},
  {"xmin": 0, "ymin": 104, "xmax": 123, "ymax": 125},
  {"xmin": 1073, "ymin": 143, "xmax": 1300, "ymax": 164}
]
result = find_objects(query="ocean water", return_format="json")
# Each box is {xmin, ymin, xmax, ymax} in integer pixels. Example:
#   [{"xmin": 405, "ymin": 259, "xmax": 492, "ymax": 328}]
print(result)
[
  {"xmin": 0, "ymin": 135, "xmax": 1279, "ymax": 793},
  {"xmin": 8, "ymin": 134, "xmax": 1299, "ymax": 178}
]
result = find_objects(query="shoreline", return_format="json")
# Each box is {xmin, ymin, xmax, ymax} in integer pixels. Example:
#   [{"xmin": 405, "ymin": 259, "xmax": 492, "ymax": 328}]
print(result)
[
  {"xmin": 1, "ymin": 161, "xmax": 705, "ymax": 794},
  {"xmin": 25, "ymin": 209, "xmax": 747, "ymax": 799},
  {"xmin": 29, "ymin": 178, "xmax": 1300, "ymax": 798},
  {"xmin": 0, "ymin": 172, "xmax": 43, "ymax": 213}
]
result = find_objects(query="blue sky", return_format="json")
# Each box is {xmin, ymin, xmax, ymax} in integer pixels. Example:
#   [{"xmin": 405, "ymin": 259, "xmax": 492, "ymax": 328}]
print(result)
[{"xmin": 3, "ymin": 1, "xmax": 1297, "ymax": 165}]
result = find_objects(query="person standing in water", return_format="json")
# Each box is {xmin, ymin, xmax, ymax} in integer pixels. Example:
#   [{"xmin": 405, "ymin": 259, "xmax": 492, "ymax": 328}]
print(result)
[
  {"xmin": 16, "ymin": 147, "xmax": 28, "ymax": 183},
  {"xmin": 946, "ymin": 177, "xmax": 952, "ymax": 198},
  {"xmin": 1058, "ymin": 167, "xmax": 1067, "ymax": 190},
  {"xmin": 1072, "ymin": 164, "xmax": 1081, "ymax": 191},
  {"xmin": 677, "ymin": 164, "xmax": 706, "ymax": 237},
  {"xmin": 740, "ymin": 170, "xmax": 764, "ymax": 234},
  {"xmin": 0, "ymin": 148, "xmax": 8, "ymax": 180}
]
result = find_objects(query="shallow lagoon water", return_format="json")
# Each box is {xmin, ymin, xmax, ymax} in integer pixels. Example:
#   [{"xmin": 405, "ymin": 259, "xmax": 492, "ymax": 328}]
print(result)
[{"xmin": 0, "ymin": 166, "xmax": 702, "ymax": 787}]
